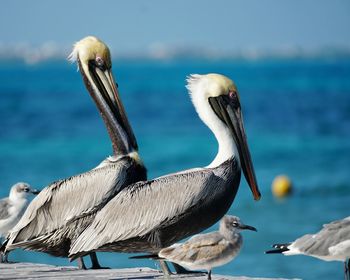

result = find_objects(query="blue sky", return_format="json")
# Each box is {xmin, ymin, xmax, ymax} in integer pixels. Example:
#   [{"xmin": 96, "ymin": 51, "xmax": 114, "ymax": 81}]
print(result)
[{"xmin": 1, "ymin": 0, "xmax": 350, "ymax": 54}]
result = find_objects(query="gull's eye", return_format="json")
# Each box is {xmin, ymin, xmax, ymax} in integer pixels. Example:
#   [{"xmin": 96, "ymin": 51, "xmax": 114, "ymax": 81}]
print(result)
[
  {"xmin": 23, "ymin": 188, "xmax": 29, "ymax": 192},
  {"xmin": 232, "ymin": 222, "xmax": 239, "ymax": 227}
]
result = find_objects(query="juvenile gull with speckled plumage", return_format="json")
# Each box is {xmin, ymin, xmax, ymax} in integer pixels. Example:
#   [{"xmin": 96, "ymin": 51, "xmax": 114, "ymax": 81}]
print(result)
[{"xmin": 132, "ymin": 215, "xmax": 257, "ymax": 280}]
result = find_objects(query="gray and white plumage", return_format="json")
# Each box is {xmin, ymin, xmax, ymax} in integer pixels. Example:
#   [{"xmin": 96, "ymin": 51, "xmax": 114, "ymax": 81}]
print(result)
[
  {"xmin": 158, "ymin": 216, "xmax": 256, "ymax": 279},
  {"xmin": 0, "ymin": 182, "xmax": 39, "ymax": 238},
  {"xmin": 70, "ymin": 158, "xmax": 239, "ymax": 256},
  {"xmin": 0, "ymin": 182, "xmax": 39, "ymax": 263},
  {"xmin": 3, "ymin": 37, "xmax": 147, "ymax": 268},
  {"xmin": 131, "ymin": 215, "xmax": 257, "ymax": 280},
  {"xmin": 69, "ymin": 74, "xmax": 261, "ymax": 260},
  {"xmin": 266, "ymin": 216, "xmax": 350, "ymax": 278}
]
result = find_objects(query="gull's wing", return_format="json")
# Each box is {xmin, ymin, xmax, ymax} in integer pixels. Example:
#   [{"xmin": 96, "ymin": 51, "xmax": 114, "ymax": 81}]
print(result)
[
  {"xmin": 0, "ymin": 199, "xmax": 11, "ymax": 220},
  {"xmin": 291, "ymin": 217, "xmax": 350, "ymax": 257},
  {"xmin": 160, "ymin": 232, "xmax": 227, "ymax": 266},
  {"xmin": 185, "ymin": 232, "xmax": 223, "ymax": 248}
]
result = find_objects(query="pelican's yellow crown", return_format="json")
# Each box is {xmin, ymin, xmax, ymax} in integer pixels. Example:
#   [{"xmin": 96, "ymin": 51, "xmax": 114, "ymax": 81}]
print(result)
[
  {"xmin": 187, "ymin": 73, "xmax": 238, "ymax": 99},
  {"xmin": 68, "ymin": 36, "xmax": 111, "ymax": 68}
]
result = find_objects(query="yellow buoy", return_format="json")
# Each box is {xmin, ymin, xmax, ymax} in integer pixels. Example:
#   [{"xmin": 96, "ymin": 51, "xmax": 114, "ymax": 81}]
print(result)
[{"xmin": 272, "ymin": 175, "xmax": 292, "ymax": 198}]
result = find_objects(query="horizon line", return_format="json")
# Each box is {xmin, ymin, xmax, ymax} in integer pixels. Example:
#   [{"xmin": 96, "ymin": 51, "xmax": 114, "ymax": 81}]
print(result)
[{"xmin": 0, "ymin": 42, "xmax": 350, "ymax": 64}]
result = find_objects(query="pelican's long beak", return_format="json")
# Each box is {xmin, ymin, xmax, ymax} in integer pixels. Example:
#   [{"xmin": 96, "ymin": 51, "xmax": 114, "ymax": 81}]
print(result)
[
  {"xmin": 209, "ymin": 95, "xmax": 261, "ymax": 200},
  {"xmin": 79, "ymin": 59, "xmax": 138, "ymax": 155}
]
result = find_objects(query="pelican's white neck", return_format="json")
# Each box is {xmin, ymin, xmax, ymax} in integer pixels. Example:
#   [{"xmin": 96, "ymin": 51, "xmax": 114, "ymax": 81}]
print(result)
[
  {"xmin": 207, "ymin": 125, "xmax": 239, "ymax": 168},
  {"xmin": 187, "ymin": 75, "xmax": 239, "ymax": 169}
]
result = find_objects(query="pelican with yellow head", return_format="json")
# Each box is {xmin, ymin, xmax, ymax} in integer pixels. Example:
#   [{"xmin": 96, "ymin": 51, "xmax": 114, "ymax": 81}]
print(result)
[{"xmin": 3, "ymin": 36, "xmax": 147, "ymax": 269}]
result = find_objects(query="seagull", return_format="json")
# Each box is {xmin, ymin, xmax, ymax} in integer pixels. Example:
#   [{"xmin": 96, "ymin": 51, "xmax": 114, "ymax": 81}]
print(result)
[
  {"xmin": 2, "ymin": 37, "xmax": 147, "ymax": 269},
  {"xmin": 0, "ymin": 182, "xmax": 39, "ymax": 262},
  {"xmin": 68, "ymin": 73, "xmax": 261, "ymax": 269},
  {"xmin": 266, "ymin": 216, "xmax": 350, "ymax": 279},
  {"xmin": 131, "ymin": 215, "xmax": 257, "ymax": 280}
]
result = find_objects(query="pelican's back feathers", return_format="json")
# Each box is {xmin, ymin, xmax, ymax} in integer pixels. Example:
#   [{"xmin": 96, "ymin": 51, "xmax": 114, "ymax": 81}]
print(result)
[
  {"xmin": 6, "ymin": 156, "xmax": 146, "ymax": 256},
  {"xmin": 69, "ymin": 159, "xmax": 239, "ymax": 258}
]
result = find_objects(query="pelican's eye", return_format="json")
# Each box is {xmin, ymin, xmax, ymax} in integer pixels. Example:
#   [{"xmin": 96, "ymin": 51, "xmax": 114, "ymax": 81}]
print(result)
[
  {"xmin": 229, "ymin": 91, "xmax": 238, "ymax": 100},
  {"xmin": 95, "ymin": 56, "xmax": 106, "ymax": 70},
  {"xmin": 228, "ymin": 91, "xmax": 240, "ymax": 108}
]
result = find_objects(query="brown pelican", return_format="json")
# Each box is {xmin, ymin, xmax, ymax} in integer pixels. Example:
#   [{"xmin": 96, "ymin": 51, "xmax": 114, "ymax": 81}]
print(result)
[
  {"xmin": 69, "ymin": 74, "xmax": 261, "ymax": 264},
  {"xmin": 266, "ymin": 216, "xmax": 350, "ymax": 279},
  {"xmin": 0, "ymin": 182, "xmax": 39, "ymax": 263},
  {"xmin": 131, "ymin": 215, "xmax": 257, "ymax": 280},
  {"xmin": 2, "ymin": 36, "xmax": 147, "ymax": 269}
]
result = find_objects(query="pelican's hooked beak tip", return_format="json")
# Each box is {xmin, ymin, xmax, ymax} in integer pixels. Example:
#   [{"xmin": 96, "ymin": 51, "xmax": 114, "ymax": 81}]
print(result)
[{"xmin": 254, "ymin": 190, "xmax": 262, "ymax": 201}]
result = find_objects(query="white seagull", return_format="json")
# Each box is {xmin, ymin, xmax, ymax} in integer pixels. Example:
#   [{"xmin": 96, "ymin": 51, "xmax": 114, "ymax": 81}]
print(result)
[
  {"xmin": 0, "ymin": 182, "xmax": 39, "ymax": 262},
  {"xmin": 266, "ymin": 216, "xmax": 350, "ymax": 279}
]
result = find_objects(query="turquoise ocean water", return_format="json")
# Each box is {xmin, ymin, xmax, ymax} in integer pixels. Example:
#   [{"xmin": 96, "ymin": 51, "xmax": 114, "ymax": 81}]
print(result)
[{"xmin": 0, "ymin": 58, "xmax": 349, "ymax": 279}]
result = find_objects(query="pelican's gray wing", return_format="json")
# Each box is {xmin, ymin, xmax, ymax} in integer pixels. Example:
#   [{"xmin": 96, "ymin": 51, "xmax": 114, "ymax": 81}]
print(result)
[
  {"xmin": 291, "ymin": 217, "xmax": 350, "ymax": 257},
  {"xmin": 0, "ymin": 199, "xmax": 11, "ymax": 220},
  {"xmin": 6, "ymin": 160, "xmax": 130, "ymax": 249},
  {"xmin": 70, "ymin": 167, "xmax": 224, "ymax": 256}
]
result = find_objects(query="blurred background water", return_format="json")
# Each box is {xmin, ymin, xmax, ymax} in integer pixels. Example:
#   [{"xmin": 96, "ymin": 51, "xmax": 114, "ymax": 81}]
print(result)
[{"xmin": 0, "ymin": 57, "xmax": 349, "ymax": 279}]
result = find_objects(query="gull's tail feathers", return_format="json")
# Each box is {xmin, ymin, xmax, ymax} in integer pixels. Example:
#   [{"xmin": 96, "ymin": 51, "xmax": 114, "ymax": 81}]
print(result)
[{"xmin": 265, "ymin": 243, "xmax": 291, "ymax": 254}]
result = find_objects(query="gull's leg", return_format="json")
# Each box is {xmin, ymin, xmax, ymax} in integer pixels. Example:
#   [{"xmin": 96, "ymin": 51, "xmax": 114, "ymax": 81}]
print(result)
[{"xmin": 159, "ymin": 260, "xmax": 172, "ymax": 275}]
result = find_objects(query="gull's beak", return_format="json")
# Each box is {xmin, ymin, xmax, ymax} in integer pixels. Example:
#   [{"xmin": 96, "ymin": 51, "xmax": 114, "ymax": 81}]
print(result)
[
  {"xmin": 239, "ymin": 223, "xmax": 257, "ymax": 232},
  {"xmin": 29, "ymin": 188, "xmax": 40, "ymax": 195},
  {"xmin": 208, "ymin": 94, "xmax": 261, "ymax": 200},
  {"xmin": 79, "ymin": 59, "xmax": 138, "ymax": 155}
]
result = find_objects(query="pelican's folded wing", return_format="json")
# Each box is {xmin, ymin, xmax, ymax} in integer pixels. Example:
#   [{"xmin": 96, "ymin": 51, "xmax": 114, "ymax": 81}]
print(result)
[
  {"xmin": 6, "ymin": 159, "xmax": 133, "ymax": 250},
  {"xmin": 69, "ymin": 168, "xmax": 223, "ymax": 256}
]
